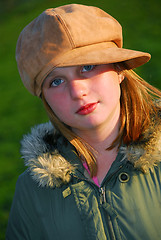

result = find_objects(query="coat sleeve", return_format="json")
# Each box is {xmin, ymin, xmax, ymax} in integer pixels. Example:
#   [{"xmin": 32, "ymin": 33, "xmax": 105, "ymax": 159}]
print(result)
[{"xmin": 6, "ymin": 171, "xmax": 43, "ymax": 240}]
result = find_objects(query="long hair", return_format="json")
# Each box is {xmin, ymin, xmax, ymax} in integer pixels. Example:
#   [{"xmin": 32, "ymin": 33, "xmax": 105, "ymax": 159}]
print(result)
[{"xmin": 41, "ymin": 63, "xmax": 161, "ymax": 177}]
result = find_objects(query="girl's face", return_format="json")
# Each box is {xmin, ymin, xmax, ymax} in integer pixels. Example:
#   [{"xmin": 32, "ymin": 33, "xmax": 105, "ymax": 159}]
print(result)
[{"xmin": 43, "ymin": 64, "xmax": 124, "ymax": 135}]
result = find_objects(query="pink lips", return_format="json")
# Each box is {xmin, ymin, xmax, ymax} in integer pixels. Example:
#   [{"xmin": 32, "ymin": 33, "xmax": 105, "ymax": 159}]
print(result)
[{"xmin": 76, "ymin": 102, "xmax": 98, "ymax": 115}]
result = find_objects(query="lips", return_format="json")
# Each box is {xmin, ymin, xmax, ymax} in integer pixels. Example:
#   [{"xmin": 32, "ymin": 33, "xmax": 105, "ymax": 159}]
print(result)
[{"xmin": 76, "ymin": 102, "xmax": 98, "ymax": 115}]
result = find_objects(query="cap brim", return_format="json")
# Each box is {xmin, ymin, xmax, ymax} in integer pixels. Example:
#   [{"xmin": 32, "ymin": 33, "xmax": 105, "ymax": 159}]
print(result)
[
  {"xmin": 36, "ymin": 42, "xmax": 151, "ymax": 96},
  {"xmin": 60, "ymin": 44, "xmax": 150, "ymax": 68}
]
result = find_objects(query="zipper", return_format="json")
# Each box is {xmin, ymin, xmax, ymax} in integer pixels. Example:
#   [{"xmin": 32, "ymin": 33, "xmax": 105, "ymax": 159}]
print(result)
[
  {"xmin": 99, "ymin": 186, "xmax": 116, "ymax": 240},
  {"xmin": 71, "ymin": 176, "xmax": 117, "ymax": 239},
  {"xmin": 99, "ymin": 186, "xmax": 106, "ymax": 204},
  {"xmin": 73, "ymin": 165, "xmax": 124, "ymax": 239}
]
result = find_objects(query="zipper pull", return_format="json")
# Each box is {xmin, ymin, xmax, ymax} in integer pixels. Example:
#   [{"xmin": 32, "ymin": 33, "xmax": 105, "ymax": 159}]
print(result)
[{"xmin": 99, "ymin": 186, "xmax": 106, "ymax": 204}]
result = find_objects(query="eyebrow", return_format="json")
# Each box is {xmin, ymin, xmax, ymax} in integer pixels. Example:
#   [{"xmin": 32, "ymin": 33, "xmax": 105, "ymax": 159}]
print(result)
[
  {"xmin": 47, "ymin": 67, "xmax": 65, "ymax": 78},
  {"xmin": 45, "ymin": 70, "xmax": 58, "ymax": 80}
]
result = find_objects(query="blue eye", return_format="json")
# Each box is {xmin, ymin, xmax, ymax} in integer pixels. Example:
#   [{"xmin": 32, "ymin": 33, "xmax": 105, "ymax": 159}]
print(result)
[
  {"xmin": 81, "ymin": 65, "xmax": 95, "ymax": 72},
  {"xmin": 50, "ymin": 78, "xmax": 64, "ymax": 87}
]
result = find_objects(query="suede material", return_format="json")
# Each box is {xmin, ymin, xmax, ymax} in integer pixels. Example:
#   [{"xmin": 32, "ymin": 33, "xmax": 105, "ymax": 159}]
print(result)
[{"xmin": 16, "ymin": 4, "xmax": 151, "ymax": 96}]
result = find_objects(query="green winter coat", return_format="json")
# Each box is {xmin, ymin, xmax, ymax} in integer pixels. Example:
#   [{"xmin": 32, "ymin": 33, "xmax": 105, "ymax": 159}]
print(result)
[{"xmin": 6, "ymin": 120, "xmax": 161, "ymax": 240}]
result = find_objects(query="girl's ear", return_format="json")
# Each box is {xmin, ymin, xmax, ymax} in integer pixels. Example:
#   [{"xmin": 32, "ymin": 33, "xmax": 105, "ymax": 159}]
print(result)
[{"xmin": 118, "ymin": 72, "xmax": 125, "ymax": 84}]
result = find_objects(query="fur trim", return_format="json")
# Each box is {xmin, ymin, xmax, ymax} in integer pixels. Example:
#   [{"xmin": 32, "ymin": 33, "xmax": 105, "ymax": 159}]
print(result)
[
  {"xmin": 121, "ymin": 120, "xmax": 161, "ymax": 173},
  {"xmin": 21, "ymin": 119, "xmax": 161, "ymax": 188},
  {"xmin": 21, "ymin": 122, "xmax": 75, "ymax": 188},
  {"xmin": 26, "ymin": 153, "xmax": 75, "ymax": 188}
]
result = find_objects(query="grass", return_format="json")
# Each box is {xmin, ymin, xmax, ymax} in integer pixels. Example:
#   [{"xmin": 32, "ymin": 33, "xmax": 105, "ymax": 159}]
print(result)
[{"xmin": 0, "ymin": 0, "xmax": 161, "ymax": 238}]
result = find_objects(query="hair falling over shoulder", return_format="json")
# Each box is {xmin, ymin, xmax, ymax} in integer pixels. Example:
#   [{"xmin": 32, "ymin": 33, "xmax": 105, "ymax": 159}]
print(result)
[
  {"xmin": 41, "ymin": 63, "xmax": 161, "ymax": 177},
  {"xmin": 113, "ymin": 62, "xmax": 161, "ymax": 147}
]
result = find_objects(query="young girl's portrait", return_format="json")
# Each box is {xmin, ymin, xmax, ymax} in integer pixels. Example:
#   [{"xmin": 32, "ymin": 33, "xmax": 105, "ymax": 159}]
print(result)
[{"xmin": 6, "ymin": 2, "xmax": 161, "ymax": 240}]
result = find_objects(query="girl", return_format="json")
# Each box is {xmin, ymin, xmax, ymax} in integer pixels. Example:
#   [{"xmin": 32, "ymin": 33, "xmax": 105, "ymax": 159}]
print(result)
[{"xmin": 6, "ymin": 4, "xmax": 161, "ymax": 240}]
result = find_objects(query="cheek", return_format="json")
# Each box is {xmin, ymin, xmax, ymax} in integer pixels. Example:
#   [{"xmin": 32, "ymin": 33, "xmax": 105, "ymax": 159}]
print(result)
[
  {"xmin": 45, "ymin": 93, "xmax": 67, "ymax": 116},
  {"xmin": 98, "ymin": 78, "xmax": 121, "ymax": 102},
  {"xmin": 49, "ymin": 99, "xmax": 73, "ymax": 125}
]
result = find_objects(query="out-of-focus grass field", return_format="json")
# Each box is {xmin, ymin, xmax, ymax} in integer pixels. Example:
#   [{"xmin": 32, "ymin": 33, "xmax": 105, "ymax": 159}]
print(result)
[{"xmin": 0, "ymin": 0, "xmax": 161, "ymax": 238}]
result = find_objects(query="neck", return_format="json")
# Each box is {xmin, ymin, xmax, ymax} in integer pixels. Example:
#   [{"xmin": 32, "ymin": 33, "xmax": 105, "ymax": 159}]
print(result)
[{"xmin": 73, "ymin": 109, "xmax": 120, "ymax": 154}]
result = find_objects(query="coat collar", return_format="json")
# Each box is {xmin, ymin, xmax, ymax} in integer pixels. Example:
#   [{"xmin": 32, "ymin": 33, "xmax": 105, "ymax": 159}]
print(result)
[
  {"xmin": 20, "ymin": 122, "xmax": 83, "ymax": 188},
  {"xmin": 21, "ymin": 119, "xmax": 161, "ymax": 188}
]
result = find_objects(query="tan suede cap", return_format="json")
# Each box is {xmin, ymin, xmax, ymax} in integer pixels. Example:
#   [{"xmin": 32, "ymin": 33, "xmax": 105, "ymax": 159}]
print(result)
[{"xmin": 16, "ymin": 4, "xmax": 151, "ymax": 96}]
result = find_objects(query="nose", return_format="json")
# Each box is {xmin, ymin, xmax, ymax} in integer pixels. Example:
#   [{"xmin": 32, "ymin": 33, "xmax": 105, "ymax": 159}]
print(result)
[{"xmin": 69, "ymin": 80, "xmax": 88, "ymax": 99}]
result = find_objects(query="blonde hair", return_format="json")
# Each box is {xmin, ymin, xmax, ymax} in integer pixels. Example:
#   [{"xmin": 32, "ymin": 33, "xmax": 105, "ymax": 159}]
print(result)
[{"xmin": 41, "ymin": 63, "xmax": 161, "ymax": 177}]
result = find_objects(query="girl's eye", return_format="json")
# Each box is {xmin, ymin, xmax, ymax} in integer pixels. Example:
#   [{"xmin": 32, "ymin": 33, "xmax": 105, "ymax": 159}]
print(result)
[
  {"xmin": 50, "ymin": 78, "xmax": 64, "ymax": 87},
  {"xmin": 81, "ymin": 65, "xmax": 95, "ymax": 73}
]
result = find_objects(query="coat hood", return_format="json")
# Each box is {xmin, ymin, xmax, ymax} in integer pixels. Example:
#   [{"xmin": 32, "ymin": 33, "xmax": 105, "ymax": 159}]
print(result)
[{"xmin": 21, "ymin": 120, "xmax": 161, "ymax": 188}]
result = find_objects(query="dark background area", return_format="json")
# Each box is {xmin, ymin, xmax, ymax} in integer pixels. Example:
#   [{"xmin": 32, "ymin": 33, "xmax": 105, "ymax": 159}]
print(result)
[{"xmin": 0, "ymin": 0, "xmax": 161, "ymax": 238}]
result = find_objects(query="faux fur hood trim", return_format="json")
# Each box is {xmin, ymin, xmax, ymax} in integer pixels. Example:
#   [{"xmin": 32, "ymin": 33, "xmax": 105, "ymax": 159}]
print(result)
[
  {"xmin": 21, "ymin": 121, "xmax": 161, "ymax": 188},
  {"xmin": 20, "ymin": 122, "xmax": 76, "ymax": 188},
  {"xmin": 121, "ymin": 122, "xmax": 161, "ymax": 172}
]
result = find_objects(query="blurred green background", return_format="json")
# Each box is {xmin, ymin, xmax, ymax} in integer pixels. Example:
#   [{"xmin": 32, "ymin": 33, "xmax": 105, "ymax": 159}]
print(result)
[{"xmin": 0, "ymin": 0, "xmax": 161, "ymax": 238}]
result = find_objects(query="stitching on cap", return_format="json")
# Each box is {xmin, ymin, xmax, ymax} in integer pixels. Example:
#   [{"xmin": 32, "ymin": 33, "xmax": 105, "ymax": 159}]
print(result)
[{"xmin": 54, "ymin": 13, "xmax": 75, "ymax": 49}]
